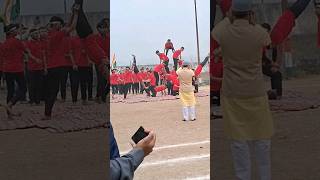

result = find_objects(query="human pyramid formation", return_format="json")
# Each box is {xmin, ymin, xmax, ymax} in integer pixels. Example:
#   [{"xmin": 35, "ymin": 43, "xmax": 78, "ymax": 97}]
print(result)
[
  {"xmin": 0, "ymin": 0, "xmax": 110, "ymax": 120},
  {"xmin": 110, "ymin": 39, "xmax": 210, "ymax": 100}
]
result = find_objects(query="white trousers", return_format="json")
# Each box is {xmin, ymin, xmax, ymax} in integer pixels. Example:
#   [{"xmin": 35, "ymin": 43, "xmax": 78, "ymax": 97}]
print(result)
[
  {"xmin": 231, "ymin": 140, "xmax": 271, "ymax": 180},
  {"xmin": 182, "ymin": 106, "xmax": 196, "ymax": 121}
]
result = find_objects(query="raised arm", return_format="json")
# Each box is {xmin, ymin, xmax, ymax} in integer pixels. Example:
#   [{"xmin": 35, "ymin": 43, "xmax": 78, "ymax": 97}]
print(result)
[
  {"xmin": 63, "ymin": 4, "xmax": 80, "ymax": 34},
  {"xmin": 270, "ymin": 0, "xmax": 311, "ymax": 46}
]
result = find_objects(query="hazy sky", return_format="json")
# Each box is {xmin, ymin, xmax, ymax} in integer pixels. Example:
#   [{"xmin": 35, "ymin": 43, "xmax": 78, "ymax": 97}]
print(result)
[{"xmin": 111, "ymin": 0, "xmax": 209, "ymax": 66}]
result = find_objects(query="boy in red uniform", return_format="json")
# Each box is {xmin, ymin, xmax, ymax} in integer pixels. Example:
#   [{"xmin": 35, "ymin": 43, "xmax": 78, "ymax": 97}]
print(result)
[
  {"xmin": 171, "ymin": 73, "xmax": 179, "ymax": 96},
  {"xmin": 153, "ymin": 63, "xmax": 164, "ymax": 86},
  {"xmin": 59, "ymin": 35, "xmax": 76, "ymax": 102},
  {"xmin": 146, "ymin": 70, "xmax": 157, "ymax": 97},
  {"xmin": 117, "ymin": 71, "xmax": 125, "ymax": 95},
  {"xmin": 156, "ymin": 51, "xmax": 170, "ymax": 73},
  {"xmin": 164, "ymin": 39, "xmax": 175, "ymax": 56},
  {"xmin": 137, "ymin": 67, "xmax": 147, "ymax": 94},
  {"xmin": 132, "ymin": 71, "xmax": 139, "ymax": 94},
  {"xmin": 69, "ymin": 34, "xmax": 91, "ymax": 104},
  {"xmin": 110, "ymin": 69, "xmax": 119, "ymax": 95},
  {"xmin": 43, "ymin": 5, "xmax": 79, "ymax": 120},
  {"xmin": 25, "ymin": 29, "xmax": 46, "ymax": 105},
  {"xmin": 74, "ymin": 0, "xmax": 109, "ymax": 78},
  {"xmin": 164, "ymin": 71, "xmax": 173, "ymax": 95},
  {"xmin": 94, "ymin": 19, "xmax": 109, "ymax": 102},
  {"xmin": 172, "ymin": 47, "xmax": 184, "ymax": 71},
  {"xmin": 123, "ymin": 67, "xmax": 133, "ymax": 99},
  {"xmin": 1, "ymin": 24, "xmax": 28, "ymax": 118}
]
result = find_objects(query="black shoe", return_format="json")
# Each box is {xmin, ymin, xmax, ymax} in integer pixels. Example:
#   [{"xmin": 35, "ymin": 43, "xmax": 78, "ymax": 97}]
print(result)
[
  {"xmin": 191, "ymin": 119, "xmax": 196, "ymax": 121},
  {"xmin": 182, "ymin": 119, "xmax": 187, "ymax": 121}
]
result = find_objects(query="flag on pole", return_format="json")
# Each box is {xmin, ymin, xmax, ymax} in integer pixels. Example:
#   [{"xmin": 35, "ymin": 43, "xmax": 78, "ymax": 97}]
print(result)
[
  {"xmin": 10, "ymin": 0, "xmax": 20, "ymax": 21},
  {"xmin": 112, "ymin": 53, "xmax": 117, "ymax": 69},
  {"xmin": 2, "ymin": 0, "xmax": 20, "ymax": 25}
]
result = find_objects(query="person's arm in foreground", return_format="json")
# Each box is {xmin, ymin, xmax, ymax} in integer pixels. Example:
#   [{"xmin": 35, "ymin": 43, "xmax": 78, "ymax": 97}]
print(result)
[{"xmin": 110, "ymin": 130, "xmax": 156, "ymax": 180}]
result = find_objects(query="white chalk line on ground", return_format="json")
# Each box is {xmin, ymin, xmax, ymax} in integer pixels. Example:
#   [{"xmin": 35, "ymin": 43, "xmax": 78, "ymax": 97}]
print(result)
[
  {"xmin": 140, "ymin": 154, "xmax": 210, "ymax": 168},
  {"xmin": 120, "ymin": 140, "xmax": 210, "ymax": 155},
  {"xmin": 183, "ymin": 175, "xmax": 210, "ymax": 180}
]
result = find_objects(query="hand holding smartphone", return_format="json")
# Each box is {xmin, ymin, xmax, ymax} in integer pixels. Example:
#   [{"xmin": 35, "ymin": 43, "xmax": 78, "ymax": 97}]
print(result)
[{"xmin": 131, "ymin": 126, "xmax": 149, "ymax": 144}]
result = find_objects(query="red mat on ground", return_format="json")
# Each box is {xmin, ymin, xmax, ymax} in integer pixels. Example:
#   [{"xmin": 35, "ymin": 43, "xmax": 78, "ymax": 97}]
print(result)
[
  {"xmin": 111, "ymin": 90, "xmax": 209, "ymax": 104},
  {"xmin": 269, "ymin": 90, "xmax": 320, "ymax": 112}
]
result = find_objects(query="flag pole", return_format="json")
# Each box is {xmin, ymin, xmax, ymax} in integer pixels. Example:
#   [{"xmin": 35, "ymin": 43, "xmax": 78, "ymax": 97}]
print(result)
[
  {"xmin": 64, "ymin": 0, "xmax": 67, "ymax": 21},
  {"xmin": 194, "ymin": 0, "xmax": 200, "ymax": 65}
]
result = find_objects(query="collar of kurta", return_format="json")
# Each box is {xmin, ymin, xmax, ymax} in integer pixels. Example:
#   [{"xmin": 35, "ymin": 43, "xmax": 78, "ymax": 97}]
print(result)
[{"xmin": 232, "ymin": 19, "xmax": 250, "ymax": 26}]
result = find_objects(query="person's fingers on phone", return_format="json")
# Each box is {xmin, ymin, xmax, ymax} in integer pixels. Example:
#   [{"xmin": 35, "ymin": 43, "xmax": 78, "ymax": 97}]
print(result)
[
  {"xmin": 144, "ymin": 129, "xmax": 151, "ymax": 134},
  {"xmin": 150, "ymin": 132, "xmax": 156, "ymax": 147},
  {"xmin": 144, "ymin": 131, "xmax": 155, "ymax": 143}
]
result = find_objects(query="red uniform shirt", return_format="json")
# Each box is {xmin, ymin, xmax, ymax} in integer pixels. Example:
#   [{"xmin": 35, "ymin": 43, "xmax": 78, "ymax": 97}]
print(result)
[
  {"xmin": 95, "ymin": 33, "xmax": 109, "ymax": 57},
  {"xmin": 110, "ymin": 72, "xmax": 119, "ymax": 85},
  {"xmin": 84, "ymin": 34, "xmax": 106, "ymax": 65},
  {"xmin": 165, "ymin": 74, "xmax": 172, "ymax": 82},
  {"xmin": 172, "ymin": 75, "xmax": 179, "ymax": 91},
  {"xmin": 165, "ymin": 42, "xmax": 174, "ymax": 49},
  {"xmin": 153, "ymin": 64, "xmax": 164, "ymax": 73},
  {"xmin": 149, "ymin": 73, "xmax": 156, "ymax": 86},
  {"xmin": 173, "ymin": 50, "xmax": 182, "ymax": 59},
  {"xmin": 211, "ymin": 59, "xmax": 223, "ymax": 92},
  {"xmin": 159, "ymin": 53, "xmax": 169, "ymax": 62},
  {"xmin": 70, "ymin": 37, "xmax": 89, "ymax": 67},
  {"xmin": 46, "ymin": 30, "xmax": 69, "ymax": 69},
  {"xmin": 26, "ymin": 40, "xmax": 44, "ymax": 71},
  {"xmin": 138, "ymin": 71, "xmax": 147, "ymax": 81},
  {"xmin": 132, "ymin": 73, "xmax": 139, "ymax": 83},
  {"xmin": 118, "ymin": 73, "xmax": 125, "ymax": 84},
  {"xmin": 64, "ymin": 37, "xmax": 74, "ymax": 67},
  {"xmin": 155, "ymin": 85, "xmax": 166, "ymax": 92},
  {"xmin": 123, "ymin": 71, "xmax": 133, "ymax": 84},
  {"xmin": 1, "ymin": 37, "xmax": 25, "ymax": 72}
]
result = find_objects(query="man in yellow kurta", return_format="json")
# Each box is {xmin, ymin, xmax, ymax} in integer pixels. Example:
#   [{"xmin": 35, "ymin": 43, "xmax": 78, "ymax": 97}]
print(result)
[
  {"xmin": 211, "ymin": 0, "xmax": 273, "ymax": 179},
  {"xmin": 177, "ymin": 62, "xmax": 196, "ymax": 121}
]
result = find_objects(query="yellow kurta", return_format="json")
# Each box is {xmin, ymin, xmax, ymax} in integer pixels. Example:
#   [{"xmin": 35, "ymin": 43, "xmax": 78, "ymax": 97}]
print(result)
[
  {"xmin": 221, "ymin": 95, "xmax": 274, "ymax": 140},
  {"xmin": 177, "ymin": 67, "xmax": 196, "ymax": 107},
  {"xmin": 179, "ymin": 91, "xmax": 196, "ymax": 106},
  {"xmin": 212, "ymin": 18, "xmax": 274, "ymax": 140}
]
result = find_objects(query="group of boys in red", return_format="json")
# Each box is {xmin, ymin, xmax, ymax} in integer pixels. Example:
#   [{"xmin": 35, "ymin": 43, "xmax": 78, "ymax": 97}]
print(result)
[
  {"xmin": 0, "ymin": 1, "xmax": 109, "ymax": 119},
  {"xmin": 110, "ymin": 40, "xmax": 209, "ymax": 100}
]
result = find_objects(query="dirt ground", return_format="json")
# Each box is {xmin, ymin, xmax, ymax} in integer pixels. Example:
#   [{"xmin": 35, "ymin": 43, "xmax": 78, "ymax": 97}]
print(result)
[
  {"xmin": 0, "ymin": 88, "xmax": 108, "ymax": 180},
  {"xmin": 212, "ymin": 75, "xmax": 320, "ymax": 180},
  {"xmin": 111, "ymin": 87, "xmax": 210, "ymax": 180},
  {"xmin": 0, "ymin": 128, "xmax": 108, "ymax": 180}
]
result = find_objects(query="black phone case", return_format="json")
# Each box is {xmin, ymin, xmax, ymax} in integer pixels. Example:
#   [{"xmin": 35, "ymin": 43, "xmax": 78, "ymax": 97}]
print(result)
[{"xmin": 131, "ymin": 126, "xmax": 149, "ymax": 144}]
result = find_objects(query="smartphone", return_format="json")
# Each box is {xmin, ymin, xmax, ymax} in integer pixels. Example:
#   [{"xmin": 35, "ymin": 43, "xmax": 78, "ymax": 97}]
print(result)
[{"xmin": 131, "ymin": 126, "xmax": 149, "ymax": 144}]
